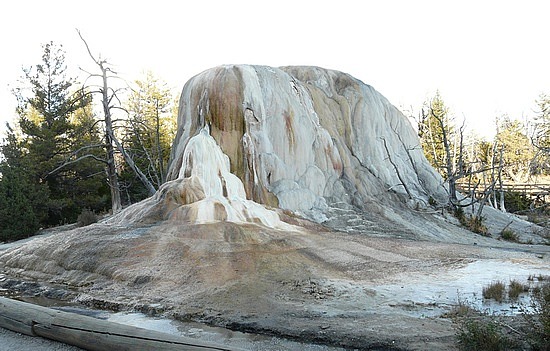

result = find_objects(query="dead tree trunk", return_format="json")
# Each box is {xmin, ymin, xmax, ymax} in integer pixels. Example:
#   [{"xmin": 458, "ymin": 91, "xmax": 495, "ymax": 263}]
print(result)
[
  {"xmin": 491, "ymin": 141, "xmax": 498, "ymax": 208},
  {"xmin": 78, "ymin": 30, "xmax": 122, "ymax": 213},
  {"xmin": 99, "ymin": 61, "xmax": 123, "ymax": 213},
  {"xmin": 431, "ymin": 108, "xmax": 458, "ymax": 206},
  {"xmin": 77, "ymin": 30, "xmax": 156, "ymax": 209},
  {"xmin": 155, "ymin": 98, "xmax": 166, "ymax": 184},
  {"xmin": 110, "ymin": 132, "xmax": 156, "ymax": 196},
  {"xmin": 498, "ymin": 145, "xmax": 506, "ymax": 212}
]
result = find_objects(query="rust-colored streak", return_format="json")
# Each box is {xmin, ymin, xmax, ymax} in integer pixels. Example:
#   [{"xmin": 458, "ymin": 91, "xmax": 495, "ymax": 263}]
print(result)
[
  {"xmin": 283, "ymin": 110, "xmax": 295, "ymax": 148},
  {"xmin": 203, "ymin": 67, "xmax": 246, "ymax": 184}
]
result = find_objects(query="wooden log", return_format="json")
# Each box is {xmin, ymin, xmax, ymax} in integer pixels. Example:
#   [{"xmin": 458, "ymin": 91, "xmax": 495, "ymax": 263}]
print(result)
[
  {"xmin": 33, "ymin": 323, "xmax": 232, "ymax": 351},
  {"xmin": 0, "ymin": 297, "xmax": 242, "ymax": 351},
  {"xmin": 0, "ymin": 297, "xmax": 58, "ymax": 336},
  {"xmin": 0, "ymin": 314, "xmax": 38, "ymax": 336}
]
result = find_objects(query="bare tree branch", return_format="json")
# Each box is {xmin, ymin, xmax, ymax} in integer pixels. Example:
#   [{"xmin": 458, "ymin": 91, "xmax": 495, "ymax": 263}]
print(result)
[
  {"xmin": 111, "ymin": 132, "xmax": 156, "ymax": 196},
  {"xmin": 76, "ymin": 29, "xmax": 100, "ymax": 65},
  {"xmin": 77, "ymin": 29, "xmax": 123, "ymax": 213},
  {"xmin": 49, "ymin": 154, "xmax": 108, "ymax": 176}
]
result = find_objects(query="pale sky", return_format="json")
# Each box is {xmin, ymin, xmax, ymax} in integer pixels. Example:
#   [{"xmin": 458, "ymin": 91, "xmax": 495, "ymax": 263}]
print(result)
[{"xmin": 1, "ymin": 0, "xmax": 549, "ymax": 139}]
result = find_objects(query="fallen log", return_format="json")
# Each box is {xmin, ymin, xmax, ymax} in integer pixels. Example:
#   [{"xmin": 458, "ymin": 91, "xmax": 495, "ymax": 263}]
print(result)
[{"xmin": 0, "ymin": 297, "xmax": 242, "ymax": 351}]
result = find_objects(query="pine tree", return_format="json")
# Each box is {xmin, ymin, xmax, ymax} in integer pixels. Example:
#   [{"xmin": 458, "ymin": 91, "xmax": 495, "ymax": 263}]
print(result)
[
  {"xmin": 0, "ymin": 126, "xmax": 49, "ymax": 241},
  {"xmin": 494, "ymin": 117, "xmax": 534, "ymax": 182},
  {"xmin": 532, "ymin": 94, "xmax": 550, "ymax": 174},
  {"xmin": 48, "ymin": 104, "xmax": 111, "ymax": 219},
  {"xmin": 12, "ymin": 42, "xmax": 106, "ymax": 225},
  {"xmin": 121, "ymin": 71, "xmax": 176, "ymax": 203},
  {"xmin": 418, "ymin": 91, "xmax": 456, "ymax": 177},
  {"xmin": 418, "ymin": 92, "xmax": 469, "ymax": 208}
]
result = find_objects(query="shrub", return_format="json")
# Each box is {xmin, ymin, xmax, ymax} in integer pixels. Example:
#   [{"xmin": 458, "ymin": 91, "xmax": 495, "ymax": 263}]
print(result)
[
  {"xmin": 454, "ymin": 206, "xmax": 466, "ymax": 222},
  {"xmin": 483, "ymin": 281, "xmax": 506, "ymax": 302},
  {"xmin": 495, "ymin": 191, "xmax": 531, "ymax": 213},
  {"xmin": 501, "ymin": 229, "xmax": 519, "ymax": 242},
  {"xmin": 77, "ymin": 209, "xmax": 98, "ymax": 227},
  {"xmin": 454, "ymin": 207, "xmax": 489, "ymax": 235},
  {"xmin": 466, "ymin": 216, "xmax": 489, "ymax": 235},
  {"xmin": 457, "ymin": 215, "xmax": 488, "ymax": 235},
  {"xmin": 508, "ymin": 279, "xmax": 529, "ymax": 300},
  {"xmin": 523, "ymin": 282, "xmax": 550, "ymax": 350},
  {"xmin": 455, "ymin": 318, "xmax": 517, "ymax": 351},
  {"xmin": 529, "ymin": 274, "xmax": 550, "ymax": 282},
  {"xmin": 453, "ymin": 279, "xmax": 549, "ymax": 350},
  {"xmin": 444, "ymin": 298, "xmax": 479, "ymax": 319}
]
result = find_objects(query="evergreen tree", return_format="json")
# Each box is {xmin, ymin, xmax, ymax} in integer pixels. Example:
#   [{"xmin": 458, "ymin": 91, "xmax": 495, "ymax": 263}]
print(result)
[
  {"xmin": 418, "ymin": 91, "xmax": 457, "ymax": 178},
  {"xmin": 48, "ymin": 104, "xmax": 111, "ymax": 220},
  {"xmin": 0, "ymin": 126, "xmax": 49, "ymax": 241},
  {"xmin": 534, "ymin": 94, "xmax": 550, "ymax": 146},
  {"xmin": 66, "ymin": 105, "xmax": 111, "ymax": 212},
  {"xmin": 494, "ymin": 117, "xmax": 534, "ymax": 182},
  {"xmin": 121, "ymin": 71, "xmax": 176, "ymax": 203},
  {"xmin": 12, "ymin": 42, "xmax": 107, "ymax": 225},
  {"xmin": 532, "ymin": 94, "xmax": 550, "ymax": 174}
]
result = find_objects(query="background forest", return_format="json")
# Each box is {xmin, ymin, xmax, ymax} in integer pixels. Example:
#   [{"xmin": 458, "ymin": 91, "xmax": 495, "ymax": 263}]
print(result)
[
  {"xmin": 0, "ymin": 42, "xmax": 177, "ymax": 241},
  {"xmin": 0, "ymin": 42, "xmax": 549, "ymax": 242}
]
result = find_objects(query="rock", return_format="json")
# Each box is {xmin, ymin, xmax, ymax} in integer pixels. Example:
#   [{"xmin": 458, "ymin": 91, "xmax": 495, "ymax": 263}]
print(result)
[{"xmin": 110, "ymin": 65, "xmax": 447, "ymax": 228}]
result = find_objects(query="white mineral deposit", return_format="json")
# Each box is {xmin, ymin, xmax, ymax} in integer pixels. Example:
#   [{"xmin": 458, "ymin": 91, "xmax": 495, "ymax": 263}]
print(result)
[{"xmin": 1, "ymin": 66, "xmax": 548, "ymax": 351}]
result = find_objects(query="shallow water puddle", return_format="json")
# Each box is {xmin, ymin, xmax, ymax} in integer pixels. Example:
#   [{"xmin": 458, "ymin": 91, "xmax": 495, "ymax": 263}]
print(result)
[
  {"xmin": 111, "ymin": 313, "xmax": 343, "ymax": 350},
  {"xmin": 53, "ymin": 308, "xmax": 345, "ymax": 351},
  {"xmin": 0, "ymin": 284, "xmax": 344, "ymax": 350},
  {"xmin": 375, "ymin": 259, "xmax": 549, "ymax": 317}
]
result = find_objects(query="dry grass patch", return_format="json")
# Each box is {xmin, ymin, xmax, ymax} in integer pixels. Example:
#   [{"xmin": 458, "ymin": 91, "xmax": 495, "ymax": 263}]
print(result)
[
  {"xmin": 508, "ymin": 279, "xmax": 529, "ymax": 300},
  {"xmin": 483, "ymin": 281, "xmax": 506, "ymax": 302}
]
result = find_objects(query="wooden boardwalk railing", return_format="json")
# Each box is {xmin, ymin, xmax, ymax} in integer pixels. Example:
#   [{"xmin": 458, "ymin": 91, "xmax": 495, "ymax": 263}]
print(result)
[{"xmin": 456, "ymin": 182, "xmax": 550, "ymax": 202}]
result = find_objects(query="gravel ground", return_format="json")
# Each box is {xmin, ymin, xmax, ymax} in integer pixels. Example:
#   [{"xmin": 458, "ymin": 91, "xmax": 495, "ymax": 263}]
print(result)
[{"xmin": 0, "ymin": 328, "xmax": 82, "ymax": 351}]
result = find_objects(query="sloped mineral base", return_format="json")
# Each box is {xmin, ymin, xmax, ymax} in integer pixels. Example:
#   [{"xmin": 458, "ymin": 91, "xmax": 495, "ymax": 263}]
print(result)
[{"xmin": 0, "ymin": 222, "xmax": 549, "ymax": 350}]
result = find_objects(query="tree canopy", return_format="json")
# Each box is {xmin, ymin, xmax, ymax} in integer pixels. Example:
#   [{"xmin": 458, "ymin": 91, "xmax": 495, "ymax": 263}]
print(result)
[
  {"xmin": 0, "ymin": 41, "xmax": 177, "ymax": 241},
  {"xmin": 8, "ymin": 42, "xmax": 109, "ymax": 228}
]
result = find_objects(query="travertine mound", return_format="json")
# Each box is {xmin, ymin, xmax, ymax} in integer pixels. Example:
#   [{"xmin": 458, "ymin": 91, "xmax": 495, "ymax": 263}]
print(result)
[
  {"xmin": 112, "ymin": 65, "xmax": 447, "ymax": 228},
  {"xmin": 1, "ymin": 65, "xmax": 547, "ymax": 351},
  {"xmin": 171, "ymin": 65, "xmax": 447, "ymax": 214}
]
